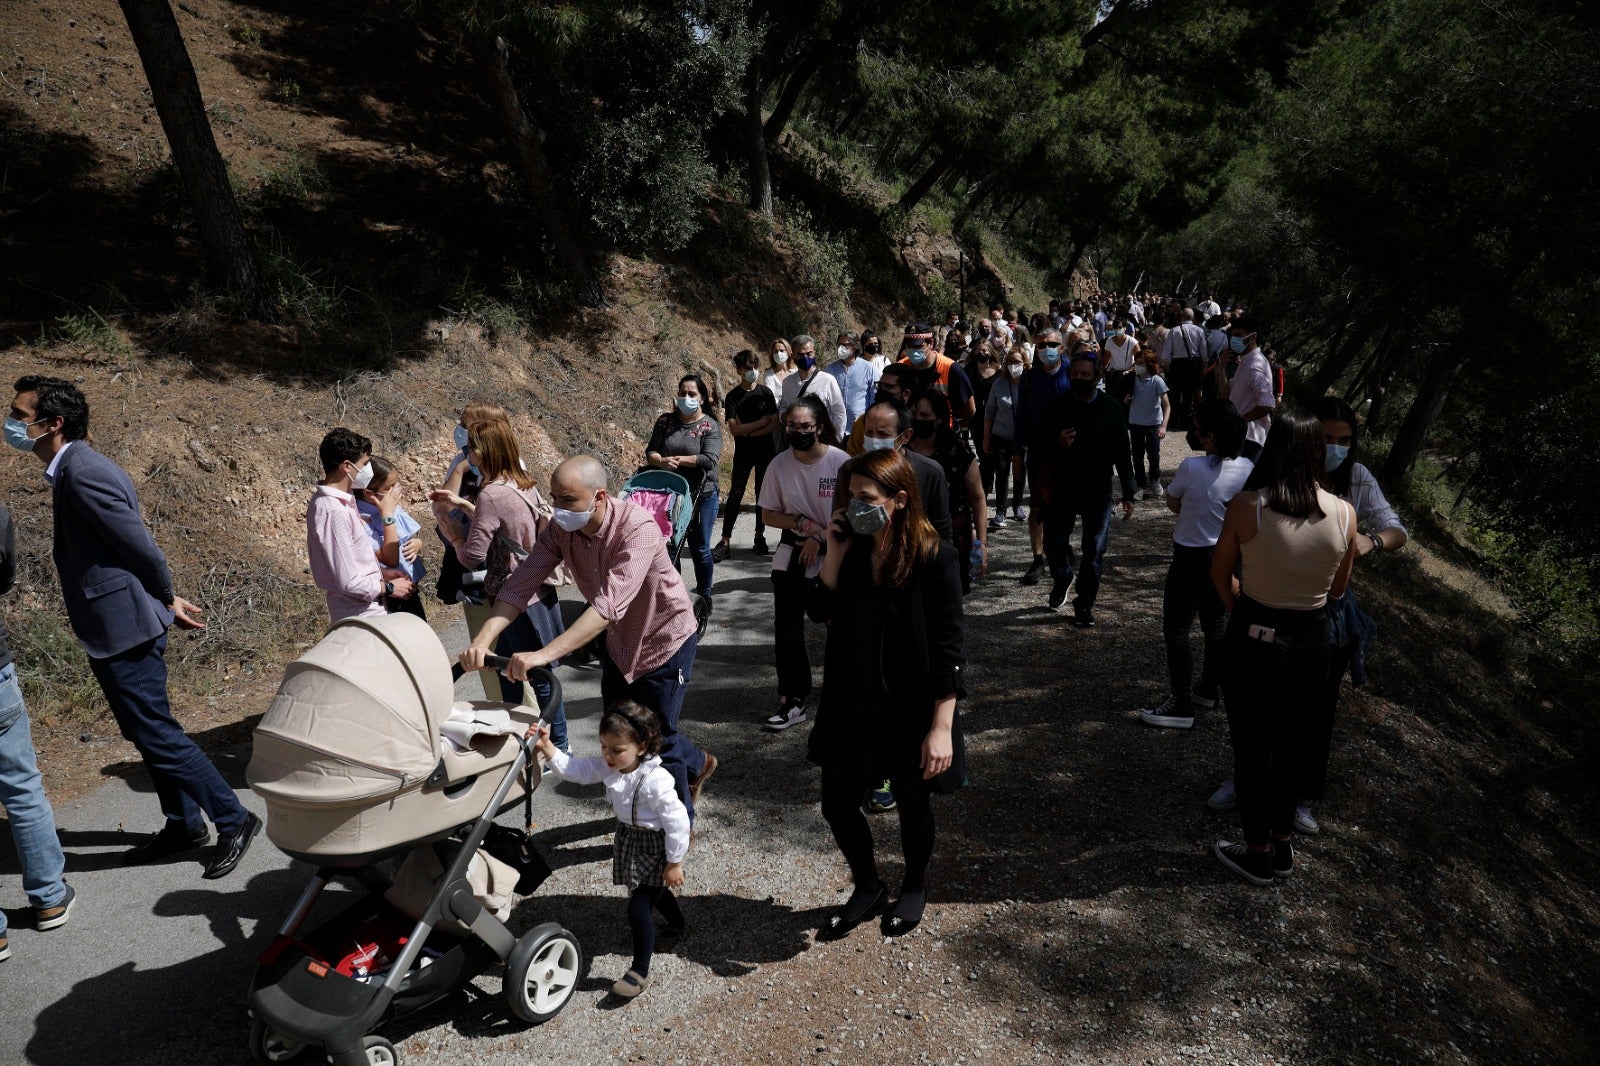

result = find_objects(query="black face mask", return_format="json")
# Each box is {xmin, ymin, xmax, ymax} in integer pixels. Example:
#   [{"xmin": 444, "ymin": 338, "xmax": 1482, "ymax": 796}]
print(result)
[
  {"xmin": 786, "ymin": 430, "xmax": 817, "ymax": 452},
  {"xmin": 873, "ymin": 387, "xmax": 898, "ymax": 406},
  {"xmin": 910, "ymin": 419, "xmax": 938, "ymax": 440},
  {"xmin": 1069, "ymin": 378, "xmax": 1096, "ymax": 399},
  {"xmin": 864, "ymin": 343, "xmax": 881, "ymax": 354}
]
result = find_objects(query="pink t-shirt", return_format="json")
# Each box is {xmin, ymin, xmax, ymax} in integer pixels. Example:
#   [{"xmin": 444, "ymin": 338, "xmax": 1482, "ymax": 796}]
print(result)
[
  {"xmin": 496, "ymin": 497, "xmax": 694, "ymax": 682},
  {"xmin": 757, "ymin": 446, "xmax": 850, "ymax": 577}
]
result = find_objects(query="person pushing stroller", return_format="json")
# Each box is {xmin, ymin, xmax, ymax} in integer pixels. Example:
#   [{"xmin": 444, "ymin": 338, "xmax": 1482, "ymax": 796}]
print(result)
[{"xmin": 460, "ymin": 456, "xmax": 718, "ymax": 822}]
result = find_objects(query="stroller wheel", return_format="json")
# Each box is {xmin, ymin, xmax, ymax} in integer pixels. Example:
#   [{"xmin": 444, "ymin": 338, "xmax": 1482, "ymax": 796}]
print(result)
[
  {"xmin": 362, "ymin": 1035, "xmax": 398, "ymax": 1066},
  {"xmin": 248, "ymin": 1018, "xmax": 310, "ymax": 1063},
  {"xmin": 505, "ymin": 922, "xmax": 585, "ymax": 1023}
]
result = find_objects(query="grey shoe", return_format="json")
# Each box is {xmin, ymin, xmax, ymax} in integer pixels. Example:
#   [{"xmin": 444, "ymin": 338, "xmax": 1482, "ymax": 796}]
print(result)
[
  {"xmin": 1208, "ymin": 779, "xmax": 1236, "ymax": 811},
  {"xmin": 1294, "ymin": 803, "xmax": 1321, "ymax": 835}
]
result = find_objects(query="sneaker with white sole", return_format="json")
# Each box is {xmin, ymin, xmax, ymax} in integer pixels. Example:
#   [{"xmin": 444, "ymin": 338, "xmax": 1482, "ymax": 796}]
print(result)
[
  {"xmin": 1191, "ymin": 690, "xmax": 1219, "ymax": 710},
  {"xmin": 1214, "ymin": 840, "xmax": 1275, "ymax": 886},
  {"xmin": 1207, "ymin": 779, "xmax": 1236, "ymax": 811},
  {"xmin": 1294, "ymin": 803, "xmax": 1320, "ymax": 835},
  {"xmin": 35, "ymin": 884, "xmax": 75, "ymax": 931},
  {"xmin": 1139, "ymin": 695, "xmax": 1194, "ymax": 729},
  {"xmin": 1133, "ymin": 488, "xmax": 1146, "ymax": 501},
  {"xmin": 1012, "ymin": 505, "xmax": 1026, "ymax": 521},
  {"xmin": 762, "ymin": 701, "xmax": 807, "ymax": 732},
  {"xmin": 0, "ymin": 935, "xmax": 10, "ymax": 962}
]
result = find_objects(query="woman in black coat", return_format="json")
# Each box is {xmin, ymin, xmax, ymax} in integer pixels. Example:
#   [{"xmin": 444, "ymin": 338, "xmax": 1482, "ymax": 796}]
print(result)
[{"xmin": 808, "ymin": 449, "xmax": 967, "ymax": 939}]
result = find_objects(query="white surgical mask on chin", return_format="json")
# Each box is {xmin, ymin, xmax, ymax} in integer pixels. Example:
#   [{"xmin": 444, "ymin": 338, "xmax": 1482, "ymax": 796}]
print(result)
[{"xmin": 350, "ymin": 462, "xmax": 374, "ymax": 490}]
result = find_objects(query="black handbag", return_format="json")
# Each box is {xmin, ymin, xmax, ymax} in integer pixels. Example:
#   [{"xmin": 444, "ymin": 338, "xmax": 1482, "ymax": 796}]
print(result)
[{"xmin": 480, "ymin": 738, "xmax": 554, "ymax": 894}]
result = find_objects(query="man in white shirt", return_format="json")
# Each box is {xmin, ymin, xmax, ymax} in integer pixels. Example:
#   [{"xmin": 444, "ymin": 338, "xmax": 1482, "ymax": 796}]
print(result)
[
  {"xmin": 1225, "ymin": 316, "xmax": 1275, "ymax": 461},
  {"xmin": 778, "ymin": 334, "xmax": 848, "ymax": 441},
  {"xmin": 1160, "ymin": 307, "xmax": 1208, "ymax": 430},
  {"xmin": 1198, "ymin": 293, "xmax": 1222, "ymax": 321}
]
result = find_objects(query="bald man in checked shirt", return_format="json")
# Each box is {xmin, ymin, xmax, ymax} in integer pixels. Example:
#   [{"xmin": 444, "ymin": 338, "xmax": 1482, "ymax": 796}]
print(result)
[{"xmin": 460, "ymin": 456, "xmax": 716, "ymax": 820}]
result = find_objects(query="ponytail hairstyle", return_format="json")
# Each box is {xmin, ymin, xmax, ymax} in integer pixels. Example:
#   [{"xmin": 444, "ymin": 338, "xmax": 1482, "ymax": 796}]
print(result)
[
  {"xmin": 1308, "ymin": 394, "xmax": 1359, "ymax": 498},
  {"xmin": 599, "ymin": 700, "xmax": 664, "ymax": 756},
  {"xmin": 1245, "ymin": 409, "xmax": 1326, "ymax": 519},
  {"xmin": 839, "ymin": 449, "xmax": 939, "ymax": 589}
]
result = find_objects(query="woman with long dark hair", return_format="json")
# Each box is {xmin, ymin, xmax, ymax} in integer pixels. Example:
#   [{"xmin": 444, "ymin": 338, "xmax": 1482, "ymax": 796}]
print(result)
[
  {"xmin": 645, "ymin": 373, "xmax": 722, "ymax": 601},
  {"xmin": 809, "ymin": 449, "xmax": 967, "ymax": 938},
  {"xmin": 1209, "ymin": 411, "xmax": 1357, "ymax": 885}
]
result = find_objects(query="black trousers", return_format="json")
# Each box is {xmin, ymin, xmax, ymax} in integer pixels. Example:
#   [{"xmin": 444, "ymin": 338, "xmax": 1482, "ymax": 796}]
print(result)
[
  {"xmin": 989, "ymin": 436, "xmax": 1022, "ymax": 513},
  {"xmin": 1299, "ymin": 637, "xmax": 1355, "ymax": 803},
  {"xmin": 771, "ymin": 564, "xmax": 813, "ymax": 700},
  {"xmin": 1221, "ymin": 597, "xmax": 1330, "ymax": 846},
  {"xmin": 1167, "ymin": 358, "xmax": 1202, "ymax": 429},
  {"xmin": 722, "ymin": 443, "xmax": 773, "ymax": 541},
  {"xmin": 1163, "ymin": 543, "xmax": 1226, "ymax": 703},
  {"xmin": 819, "ymin": 760, "xmax": 935, "ymax": 892}
]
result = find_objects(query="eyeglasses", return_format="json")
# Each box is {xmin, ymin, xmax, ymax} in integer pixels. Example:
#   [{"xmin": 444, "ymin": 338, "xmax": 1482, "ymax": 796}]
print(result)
[{"xmin": 784, "ymin": 423, "xmax": 817, "ymax": 433}]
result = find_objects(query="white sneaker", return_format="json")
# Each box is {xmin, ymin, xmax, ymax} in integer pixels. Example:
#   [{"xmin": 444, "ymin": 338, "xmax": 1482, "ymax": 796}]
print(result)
[
  {"xmin": 1208, "ymin": 779, "xmax": 1236, "ymax": 811},
  {"xmin": 1152, "ymin": 481, "xmax": 1165, "ymax": 498},
  {"xmin": 762, "ymin": 704, "xmax": 807, "ymax": 732},
  {"xmin": 1294, "ymin": 803, "xmax": 1320, "ymax": 835},
  {"xmin": 1139, "ymin": 694, "xmax": 1194, "ymax": 729},
  {"xmin": 1133, "ymin": 488, "xmax": 1146, "ymax": 502}
]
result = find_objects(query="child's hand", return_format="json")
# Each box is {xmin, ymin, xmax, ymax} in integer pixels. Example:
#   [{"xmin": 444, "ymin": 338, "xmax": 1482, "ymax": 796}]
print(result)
[
  {"xmin": 528, "ymin": 722, "xmax": 557, "ymax": 759},
  {"xmin": 663, "ymin": 861, "xmax": 685, "ymax": 888}
]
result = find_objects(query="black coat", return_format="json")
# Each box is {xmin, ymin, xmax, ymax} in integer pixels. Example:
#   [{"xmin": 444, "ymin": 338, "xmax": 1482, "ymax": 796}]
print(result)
[{"xmin": 805, "ymin": 538, "xmax": 968, "ymax": 790}]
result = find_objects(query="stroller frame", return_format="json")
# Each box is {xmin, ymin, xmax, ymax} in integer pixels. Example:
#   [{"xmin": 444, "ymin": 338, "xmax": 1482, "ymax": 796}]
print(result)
[{"xmin": 248, "ymin": 664, "xmax": 581, "ymax": 1066}]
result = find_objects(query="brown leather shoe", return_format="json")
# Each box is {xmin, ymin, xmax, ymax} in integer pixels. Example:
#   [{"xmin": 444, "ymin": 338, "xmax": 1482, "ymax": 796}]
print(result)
[{"xmin": 688, "ymin": 749, "xmax": 718, "ymax": 806}]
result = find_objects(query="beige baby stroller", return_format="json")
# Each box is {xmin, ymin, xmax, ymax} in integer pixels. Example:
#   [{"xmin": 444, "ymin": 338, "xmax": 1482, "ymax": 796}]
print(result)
[{"xmin": 244, "ymin": 614, "xmax": 582, "ymax": 1066}]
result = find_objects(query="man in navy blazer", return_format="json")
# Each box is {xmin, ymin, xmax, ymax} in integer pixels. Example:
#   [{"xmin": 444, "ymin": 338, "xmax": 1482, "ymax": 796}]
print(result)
[{"xmin": 8, "ymin": 376, "xmax": 260, "ymax": 879}]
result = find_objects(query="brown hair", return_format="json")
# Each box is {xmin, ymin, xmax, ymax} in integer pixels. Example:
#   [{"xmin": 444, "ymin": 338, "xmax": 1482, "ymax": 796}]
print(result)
[
  {"xmin": 467, "ymin": 419, "xmax": 536, "ymax": 490},
  {"xmin": 841, "ymin": 449, "xmax": 939, "ymax": 588},
  {"xmin": 461, "ymin": 400, "xmax": 510, "ymax": 428},
  {"xmin": 600, "ymin": 699, "xmax": 664, "ymax": 755}
]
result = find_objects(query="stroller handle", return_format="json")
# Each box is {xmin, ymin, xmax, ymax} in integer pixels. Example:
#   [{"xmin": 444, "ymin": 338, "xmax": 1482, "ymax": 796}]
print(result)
[{"xmin": 450, "ymin": 657, "xmax": 564, "ymax": 716}]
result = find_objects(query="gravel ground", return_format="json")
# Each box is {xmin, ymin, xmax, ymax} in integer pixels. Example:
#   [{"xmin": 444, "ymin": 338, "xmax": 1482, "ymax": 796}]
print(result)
[{"xmin": 17, "ymin": 431, "xmax": 1599, "ymax": 1065}]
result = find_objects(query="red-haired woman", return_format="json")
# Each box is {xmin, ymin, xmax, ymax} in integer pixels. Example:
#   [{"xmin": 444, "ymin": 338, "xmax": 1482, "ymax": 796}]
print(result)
[{"xmin": 808, "ymin": 450, "xmax": 967, "ymax": 940}]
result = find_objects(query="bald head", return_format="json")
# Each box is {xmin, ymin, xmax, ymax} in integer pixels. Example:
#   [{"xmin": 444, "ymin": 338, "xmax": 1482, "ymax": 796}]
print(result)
[
  {"xmin": 552, "ymin": 454, "xmax": 607, "ymax": 494},
  {"xmin": 1181, "ymin": 307, "xmax": 1195, "ymax": 323}
]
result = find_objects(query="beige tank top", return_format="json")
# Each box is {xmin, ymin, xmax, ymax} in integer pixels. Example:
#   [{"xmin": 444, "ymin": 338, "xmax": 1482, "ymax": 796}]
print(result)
[{"xmin": 1239, "ymin": 488, "xmax": 1349, "ymax": 610}]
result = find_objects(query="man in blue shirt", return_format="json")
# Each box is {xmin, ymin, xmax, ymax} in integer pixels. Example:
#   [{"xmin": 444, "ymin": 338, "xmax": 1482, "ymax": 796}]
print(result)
[{"xmin": 823, "ymin": 331, "xmax": 880, "ymax": 434}]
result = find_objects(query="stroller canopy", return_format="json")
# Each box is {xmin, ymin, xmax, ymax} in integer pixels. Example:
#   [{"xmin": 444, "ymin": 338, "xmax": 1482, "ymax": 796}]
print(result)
[{"xmin": 248, "ymin": 614, "xmax": 456, "ymax": 808}]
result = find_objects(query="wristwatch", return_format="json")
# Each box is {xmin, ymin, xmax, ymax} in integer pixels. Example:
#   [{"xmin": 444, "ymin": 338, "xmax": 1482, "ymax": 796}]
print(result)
[
  {"xmin": 384, "ymin": 580, "xmax": 395, "ymax": 597},
  {"xmin": 382, "ymin": 515, "xmax": 397, "ymax": 526},
  {"xmin": 1368, "ymin": 533, "xmax": 1384, "ymax": 554}
]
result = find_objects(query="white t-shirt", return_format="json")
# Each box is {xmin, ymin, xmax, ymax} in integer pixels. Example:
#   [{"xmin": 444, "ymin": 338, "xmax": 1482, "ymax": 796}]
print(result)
[
  {"xmin": 763, "ymin": 369, "xmax": 793, "ymax": 401},
  {"xmin": 757, "ymin": 446, "xmax": 850, "ymax": 577},
  {"xmin": 779, "ymin": 370, "xmax": 849, "ymax": 444},
  {"xmin": 1103, "ymin": 334, "xmax": 1139, "ymax": 372},
  {"xmin": 1228, "ymin": 348, "xmax": 1276, "ymax": 445},
  {"xmin": 1167, "ymin": 454, "xmax": 1255, "ymax": 548}
]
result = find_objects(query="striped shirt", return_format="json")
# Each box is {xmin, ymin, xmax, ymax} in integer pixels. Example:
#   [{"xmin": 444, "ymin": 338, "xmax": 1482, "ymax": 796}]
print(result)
[
  {"xmin": 496, "ymin": 497, "xmax": 695, "ymax": 682},
  {"xmin": 306, "ymin": 485, "xmax": 385, "ymax": 622}
]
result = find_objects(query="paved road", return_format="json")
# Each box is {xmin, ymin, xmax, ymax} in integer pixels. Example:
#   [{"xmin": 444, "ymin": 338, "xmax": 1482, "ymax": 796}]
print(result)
[{"xmin": 0, "ymin": 508, "xmax": 837, "ymax": 1065}]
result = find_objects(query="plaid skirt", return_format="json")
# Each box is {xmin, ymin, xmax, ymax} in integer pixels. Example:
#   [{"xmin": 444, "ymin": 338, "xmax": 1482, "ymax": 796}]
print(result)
[{"xmin": 612, "ymin": 823, "xmax": 667, "ymax": 889}]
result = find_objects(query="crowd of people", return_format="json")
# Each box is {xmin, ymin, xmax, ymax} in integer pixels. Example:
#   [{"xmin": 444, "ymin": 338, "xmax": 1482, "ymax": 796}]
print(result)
[{"xmin": 0, "ymin": 290, "xmax": 1403, "ymax": 999}]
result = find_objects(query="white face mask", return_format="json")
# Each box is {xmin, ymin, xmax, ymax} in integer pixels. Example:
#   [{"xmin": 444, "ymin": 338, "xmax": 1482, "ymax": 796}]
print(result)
[
  {"xmin": 742, "ymin": 369, "xmax": 759, "ymax": 384},
  {"xmin": 350, "ymin": 462, "xmax": 374, "ymax": 490},
  {"xmin": 774, "ymin": 351, "xmax": 789, "ymax": 365},
  {"xmin": 552, "ymin": 502, "xmax": 595, "ymax": 532},
  {"xmin": 837, "ymin": 345, "xmax": 854, "ymax": 360},
  {"xmin": 1007, "ymin": 363, "xmax": 1025, "ymax": 379},
  {"xmin": 861, "ymin": 434, "xmax": 897, "ymax": 452}
]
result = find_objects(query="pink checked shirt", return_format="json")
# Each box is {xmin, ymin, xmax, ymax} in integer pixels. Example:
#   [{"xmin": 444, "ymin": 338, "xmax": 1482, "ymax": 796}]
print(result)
[
  {"xmin": 306, "ymin": 484, "xmax": 386, "ymax": 622},
  {"xmin": 496, "ymin": 497, "xmax": 695, "ymax": 682}
]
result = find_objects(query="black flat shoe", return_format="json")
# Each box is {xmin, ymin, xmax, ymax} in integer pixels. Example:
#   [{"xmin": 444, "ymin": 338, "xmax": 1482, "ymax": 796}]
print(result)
[
  {"xmin": 818, "ymin": 886, "xmax": 886, "ymax": 941},
  {"xmin": 881, "ymin": 889, "xmax": 926, "ymax": 937},
  {"xmin": 203, "ymin": 812, "xmax": 261, "ymax": 880},
  {"xmin": 123, "ymin": 823, "xmax": 211, "ymax": 866}
]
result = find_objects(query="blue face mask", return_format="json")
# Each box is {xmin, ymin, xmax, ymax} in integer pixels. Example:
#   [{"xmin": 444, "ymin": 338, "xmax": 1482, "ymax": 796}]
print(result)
[
  {"xmin": 676, "ymin": 395, "xmax": 700, "ymax": 416},
  {"xmin": 454, "ymin": 424, "xmax": 470, "ymax": 451},
  {"xmin": 1324, "ymin": 443, "xmax": 1350, "ymax": 471},
  {"xmin": 1229, "ymin": 335, "xmax": 1248, "ymax": 354},
  {"xmin": 4, "ymin": 417, "xmax": 42, "ymax": 452},
  {"xmin": 1039, "ymin": 345, "xmax": 1062, "ymax": 366},
  {"xmin": 907, "ymin": 348, "xmax": 930, "ymax": 368}
]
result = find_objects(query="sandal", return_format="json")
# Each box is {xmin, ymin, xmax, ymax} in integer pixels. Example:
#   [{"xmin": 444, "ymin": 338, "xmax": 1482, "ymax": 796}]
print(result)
[{"xmin": 611, "ymin": 968, "xmax": 650, "ymax": 998}]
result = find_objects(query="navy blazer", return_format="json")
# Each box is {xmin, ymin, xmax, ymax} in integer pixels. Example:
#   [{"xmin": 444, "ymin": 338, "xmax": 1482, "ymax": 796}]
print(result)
[{"xmin": 50, "ymin": 443, "xmax": 176, "ymax": 659}]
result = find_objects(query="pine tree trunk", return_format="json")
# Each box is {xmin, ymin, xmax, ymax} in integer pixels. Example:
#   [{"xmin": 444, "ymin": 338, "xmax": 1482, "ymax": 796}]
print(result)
[
  {"xmin": 742, "ymin": 56, "xmax": 772, "ymax": 218},
  {"xmin": 896, "ymin": 151, "xmax": 954, "ymax": 213},
  {"xmin": 119, "ymin": 0, "xmax": 272, "ymax": 320},
  {"xmin": 763, "ymin": 47, "xmax": 827, "ymax": 142},
  {"xmin": 470, "ymin": 34, "xmax": 603, "ymax": 308},
  {"xmin": 1381, "ymin": 344, "xmax": 1463, "ymax": 484}
]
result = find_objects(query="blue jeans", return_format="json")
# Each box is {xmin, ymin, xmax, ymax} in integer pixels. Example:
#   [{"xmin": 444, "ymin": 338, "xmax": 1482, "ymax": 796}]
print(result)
[
  {"xmin": 1044, "ymin": 491, "xmax": 1114, "ymax": 612},
  {"xmin": 494, "ymin": 598, "xmax": 569, "ymax": 752},
  {"xmin": 601, "ymin": 632, "xmax": 705, "ymax": 820},
  {"xmin": 686, "ymin": 486, "xmax": 718, "ymax": 598},
  {"xmin": 0, "ymin": 663, "xmax": 68, "ymax": 935},
  {"xmin": 87, "ymin": 634, "xmax": 248, "ymax": 837}
]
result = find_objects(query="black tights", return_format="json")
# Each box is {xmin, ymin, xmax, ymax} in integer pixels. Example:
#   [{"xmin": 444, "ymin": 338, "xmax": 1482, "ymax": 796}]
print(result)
[
  {"xmin": 819, "ymin": 764, "xmax": 935, "ymax": 896},
  {"xmin": 627, "ymin": 885, "xmax": 684, "ymax": 977}
]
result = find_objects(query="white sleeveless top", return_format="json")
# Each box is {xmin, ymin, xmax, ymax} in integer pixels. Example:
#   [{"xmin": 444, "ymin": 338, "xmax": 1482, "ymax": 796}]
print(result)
[{"xmin": 1239, "ymin": 488, "xmax": 1349, "ymax": 610}]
